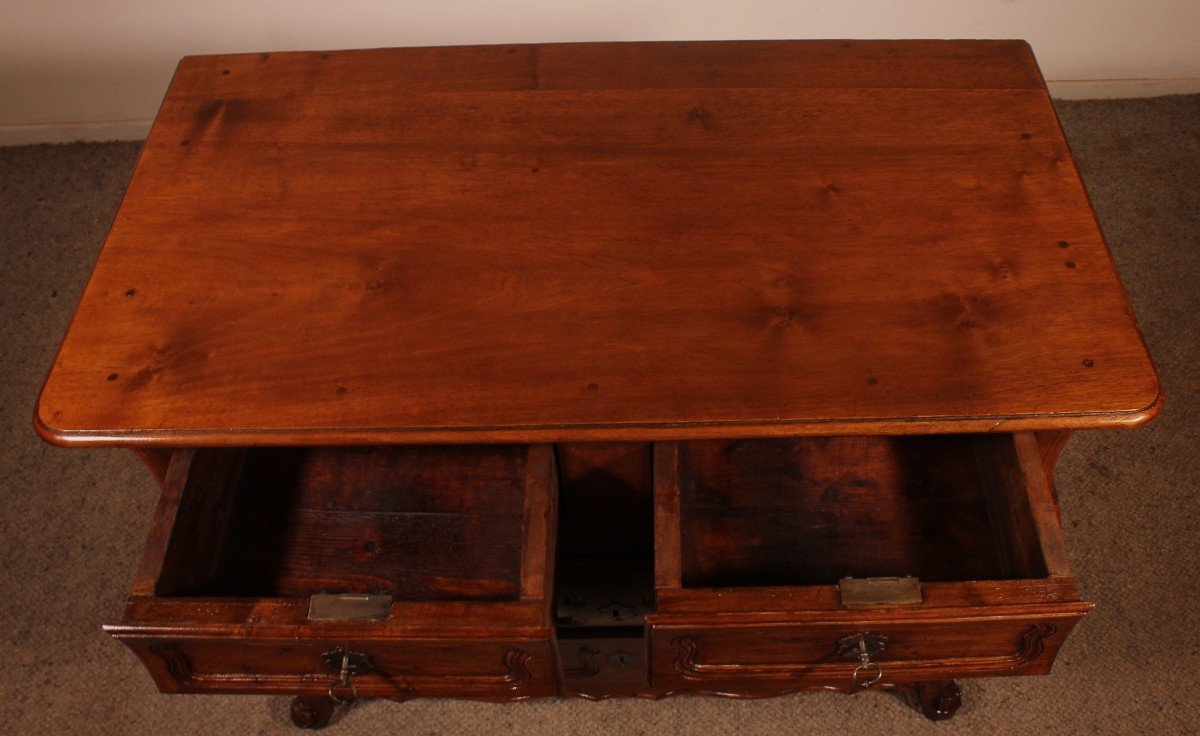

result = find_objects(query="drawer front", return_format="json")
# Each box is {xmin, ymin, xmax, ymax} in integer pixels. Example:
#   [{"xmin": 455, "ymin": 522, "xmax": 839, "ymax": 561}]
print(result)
[
  {"xmin": 117, "ymin": 635, "xmax": 558, "ymax": 700},
  {"xmin": 559, "ymin": 636, "xmax": 649, "ymax": 699},
  {"xmin": 650, "ymin": 607, "xmax": 1088, "ymax": 692}
]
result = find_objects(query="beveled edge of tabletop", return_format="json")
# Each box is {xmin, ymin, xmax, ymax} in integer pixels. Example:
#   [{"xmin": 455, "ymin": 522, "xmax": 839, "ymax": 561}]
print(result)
[
  {"xmin": 166, "ymin": 38, "xmax": 1047, "ymax": 88},
  {"xmin": 33, "ymin": 390, "xmax": 1163, "ymax": 447}
]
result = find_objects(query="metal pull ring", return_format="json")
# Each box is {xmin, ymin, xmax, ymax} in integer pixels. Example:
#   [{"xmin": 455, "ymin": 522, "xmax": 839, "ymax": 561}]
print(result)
[
  {"xmin": 329, "ymin": 652, "xmax": 358, "ymax": 704},
  {"xmin": 328, "ymin": 680, "xmax": 357, "ymax": 705},
  {"xmin": 323, "ymin": 650, "xmax": 372, "ymax": 705},
  {"xmin": 852, "ymin": 660, "xmax": 883, "ymax": 688},
  {"xmin": 837, "ymin": 632, "xmax": 887, "ymax": 689}
]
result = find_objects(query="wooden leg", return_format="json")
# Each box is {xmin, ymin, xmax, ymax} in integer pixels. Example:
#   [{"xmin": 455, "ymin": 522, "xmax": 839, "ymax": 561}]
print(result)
[
  {"xmin": 1034, "ymin": 429, "xmax": 1073, "ymax": 508},
  {"xmin": 913, "ymin": 680, "xmax": 962, "ymax": 721},
  {"xmin": 289, "ymin": 695, "xmax": 335, "ymax": 729},
  {"xmin": 130, "ymin": 447, "xmax": 173, "ymax": 487}
]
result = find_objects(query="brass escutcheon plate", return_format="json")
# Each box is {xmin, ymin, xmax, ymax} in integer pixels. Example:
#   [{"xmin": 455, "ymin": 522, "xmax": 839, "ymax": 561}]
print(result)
[
  {"xmin": 838, "ymin": 576, "xmax": 922, "ymax": 608},
  {"xmin": 307, "ymin": 593, "xmax": 393, "ymax": 621}
]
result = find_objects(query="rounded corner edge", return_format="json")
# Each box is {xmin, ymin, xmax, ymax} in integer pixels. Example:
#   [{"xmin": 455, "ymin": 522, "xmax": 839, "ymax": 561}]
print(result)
[
  {"xmin": 32, "ymin": 397, "xmax": 76, "ymax": 447},
  {"xmin": 1112, "ymin": 380, "xmax": 1164, "ymax": 429}
]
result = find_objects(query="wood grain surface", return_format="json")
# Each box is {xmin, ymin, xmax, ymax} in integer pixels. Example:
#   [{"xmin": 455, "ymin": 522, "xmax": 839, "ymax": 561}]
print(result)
[
  {"xmin": 672, "ymin": 435, "xmax": 1034, "ymax": 588},
  {"xmin": 35, "ymin": 40, "xmax": 1160, "ymax": 445},
  {"xmin": 142, "ymin": 445, "xmax": 537, "ymax": 600}
]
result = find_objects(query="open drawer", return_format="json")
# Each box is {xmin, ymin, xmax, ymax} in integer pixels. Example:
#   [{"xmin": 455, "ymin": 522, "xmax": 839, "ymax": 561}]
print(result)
[
  {"xmin": 649, "ymin": 432, "xmax": 1092, "ymax": 693},
  {"xmin": 107, "ymin": 444, "xmax": 558, "ymax": 700}
]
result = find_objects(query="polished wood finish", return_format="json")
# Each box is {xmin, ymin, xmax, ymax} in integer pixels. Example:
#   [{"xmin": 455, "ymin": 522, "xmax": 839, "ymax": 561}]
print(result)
[
  {"xmin": 36, "ymin": 40, "xmax": 1159, "ymax": 447},
  {"xmin": 648, "ymin": 608, "xmax": 1089, "ymax": 690},
  {"xmin": 36, "ymin": 40, "xmax": 1161, "ymax": 724},
  {"xmin": 113, "ymin": 636, "xmax": 559, "ymax": 699}
]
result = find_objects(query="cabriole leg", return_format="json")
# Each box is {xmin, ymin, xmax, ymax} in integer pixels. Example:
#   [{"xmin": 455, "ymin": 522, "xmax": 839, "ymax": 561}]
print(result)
[
  {"xmin": 289, "ymin": 695, "xmax": 335, "ymax": 729},
  {"xmin": 913, "ymin": 680, "xmax": 962, "ymax": 720}
]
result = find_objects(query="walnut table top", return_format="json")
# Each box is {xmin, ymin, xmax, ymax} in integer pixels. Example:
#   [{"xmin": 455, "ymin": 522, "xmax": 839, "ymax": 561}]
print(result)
[{"xmin": 36, "ymin": 40, "xmax": 1160, "ymax": 446}]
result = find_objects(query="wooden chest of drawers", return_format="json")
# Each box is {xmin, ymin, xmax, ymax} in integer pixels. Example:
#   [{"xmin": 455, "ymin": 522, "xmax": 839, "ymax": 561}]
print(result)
[
  {"xmin": 104, "ymin": 432, "xmax": 1095, "ymax": 724},
  {"xmin": 36, "ymin": 40, "xmax": 1159, "ymax": 727}
]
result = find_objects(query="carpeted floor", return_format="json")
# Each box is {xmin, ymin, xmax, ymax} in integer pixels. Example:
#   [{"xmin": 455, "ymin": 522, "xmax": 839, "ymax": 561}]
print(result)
[{"xmin": 2, "ymin": 95, "xmax": 1198, "ymax": 735}]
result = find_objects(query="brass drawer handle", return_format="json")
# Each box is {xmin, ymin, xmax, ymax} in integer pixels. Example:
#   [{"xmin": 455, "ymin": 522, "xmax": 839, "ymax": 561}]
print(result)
[{"xmin": 837, "ymin": 633, "xmax": 887, "ymax": 688}]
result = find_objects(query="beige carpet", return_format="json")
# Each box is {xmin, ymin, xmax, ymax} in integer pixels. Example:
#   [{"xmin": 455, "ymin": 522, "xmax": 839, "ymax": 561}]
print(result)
[{"xmin": 2, "ymin": 95, "xmax": 1198, "ymax": 734}]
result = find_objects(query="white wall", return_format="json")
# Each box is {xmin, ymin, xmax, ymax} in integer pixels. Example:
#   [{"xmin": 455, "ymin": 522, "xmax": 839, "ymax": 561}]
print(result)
[{"xmin": 3, "ymin": 0, "xmax": 1200, "ymax": 145}]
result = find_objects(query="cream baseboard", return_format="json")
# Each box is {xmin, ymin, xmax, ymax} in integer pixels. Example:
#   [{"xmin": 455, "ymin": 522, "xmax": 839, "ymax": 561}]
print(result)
[
  {"xmin": 0, "ymin": 119, "xmax": 153, "ymax": 147},
  {"xmin": 1047, "ymin": 77, "xmax": 1200, "ymax": 99},
  {"xmin": 2, "ymin": 78, "xmax": 1198, "ymax": 146}
]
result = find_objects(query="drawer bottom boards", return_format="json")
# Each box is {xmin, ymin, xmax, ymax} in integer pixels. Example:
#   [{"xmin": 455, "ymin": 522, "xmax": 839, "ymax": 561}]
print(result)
[{"xmin": 113, "ymin": 434, "xmax": 1092, "ymax": 726}]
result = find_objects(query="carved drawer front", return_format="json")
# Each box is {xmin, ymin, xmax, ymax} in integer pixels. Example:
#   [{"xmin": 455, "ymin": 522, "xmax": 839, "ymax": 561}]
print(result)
[
  {"xmin": 110, "ymin": 444, "xmax": 558, "ymax": 700},
  {"xmin": 649, "ymin": 607, "xmax": 1090, "ymax": 692},
  {"xmin": 115, "ymin": 636, "xmax": 557, "ymax": 699}
]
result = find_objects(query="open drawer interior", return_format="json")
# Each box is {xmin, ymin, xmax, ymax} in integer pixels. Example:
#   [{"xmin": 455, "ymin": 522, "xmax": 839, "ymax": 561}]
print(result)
[
  {"xmin": 112, "ymin": 444, "xmax": 560, "ymax": 699},
  {"xmin": 648, "ymin": 433, "xmax": 1089, "ymax": 690},
  {"xmin": 657, "ymin": 432, "xmax": 1071, "ymax": 596},
  {"xmin": 135, "ymin": 444, "xmax": 554, "ymax": 606}
]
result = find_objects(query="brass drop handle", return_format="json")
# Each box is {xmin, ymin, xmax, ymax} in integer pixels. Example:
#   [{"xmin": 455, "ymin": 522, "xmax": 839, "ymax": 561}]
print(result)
[
  {"xmin": 321, "ymin": 649, "xmax": 373, "ymax": 704},
  {"xmin": 836, "ymin": 633, "xmax": 887, "ymax": 688}
]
